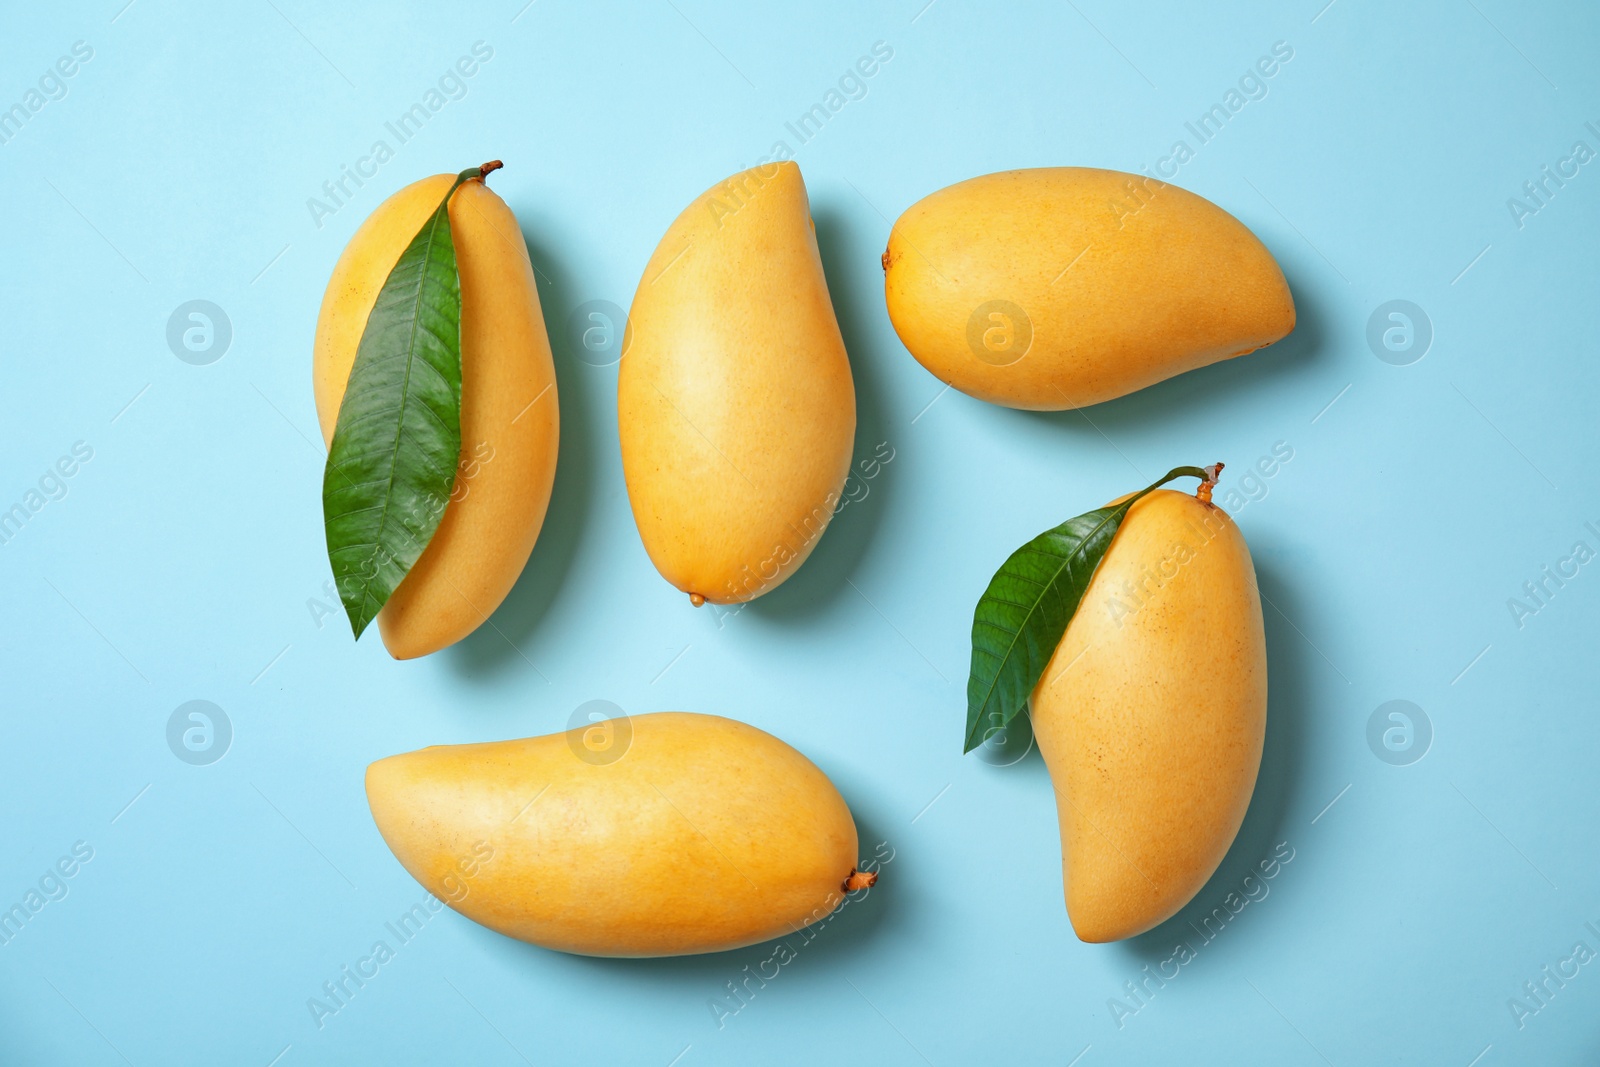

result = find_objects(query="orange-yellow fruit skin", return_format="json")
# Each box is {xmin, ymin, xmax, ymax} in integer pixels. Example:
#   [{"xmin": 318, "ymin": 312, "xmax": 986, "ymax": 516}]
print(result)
[
  {"xmin": 365, "ymin": 712, "xmax": 865, "ymax": 958},
  {"xmin": 1030, "ymin": 490, "xmax": 1266, "ymax": 942},
  {"xmin": 313, "ymin": 173, "xmax": 558, "ymax": 659},
  {"xmin": 619, "ymin": 162, "xmax": 856, "ymax": 605},
  {"xmin": 883, "ymin": 167, "xmax": 1295, "ymax": 410}
]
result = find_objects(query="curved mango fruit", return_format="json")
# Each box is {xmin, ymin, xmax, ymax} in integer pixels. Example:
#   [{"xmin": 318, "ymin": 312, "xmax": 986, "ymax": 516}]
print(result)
[
  {"xmin": 366, "ymin": 712, "xmax": 875, "ymax": 957},
  {"xmin": 619, "ymin": 162, "xmax": 856, "ymax": 606},
  {"xmin": 883, "ymin": 167, "xmax": 1295, "ymax": 410}
]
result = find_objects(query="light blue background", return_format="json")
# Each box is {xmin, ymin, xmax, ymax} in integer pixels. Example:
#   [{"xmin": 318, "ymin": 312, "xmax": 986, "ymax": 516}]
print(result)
[{"xmin": 2, "ymin": 0, "xmax": 1597, "ymax": 1063}]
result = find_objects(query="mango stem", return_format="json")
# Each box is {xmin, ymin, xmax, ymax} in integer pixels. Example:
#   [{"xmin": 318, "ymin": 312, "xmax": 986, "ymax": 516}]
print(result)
[
  {"xmin": 476, "ymin": 160, "xmax": 503, "ymax": 182},
  {"xmin": 1196, "ymin": 461, "xmax": 1224, "ymax": 505},
  {"xmin": 843, "ymin": 868, "xmax": 878, "ymax": 892}
]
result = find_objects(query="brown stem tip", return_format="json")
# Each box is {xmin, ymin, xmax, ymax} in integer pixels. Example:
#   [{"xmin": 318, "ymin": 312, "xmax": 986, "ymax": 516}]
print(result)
[
  {"xmin": 477, "ymin": 160, "xmax": 504, "ymax": 181},
  {"xmin": 688, "ymin": 592, "xmax": 706, "ymax": 607},
  {"xmin": 842, "ymin": 868, "xmax": 878, "ymax": 892},
  {"xmin": 1196, "ymin": 461, "xmax": 1224, "ymax": 505}
]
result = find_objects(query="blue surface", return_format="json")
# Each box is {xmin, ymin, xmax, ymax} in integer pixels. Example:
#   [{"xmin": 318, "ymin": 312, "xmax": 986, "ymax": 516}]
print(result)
[{"xmin": 2, "ymin": 1, "xmax": 1597, "ymax": 1063}]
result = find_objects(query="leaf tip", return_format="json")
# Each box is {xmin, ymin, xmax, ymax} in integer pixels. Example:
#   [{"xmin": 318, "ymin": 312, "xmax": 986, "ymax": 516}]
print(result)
[{"xmin": 961, "ymin": 709, "xmax": 993, "ymax": 755}]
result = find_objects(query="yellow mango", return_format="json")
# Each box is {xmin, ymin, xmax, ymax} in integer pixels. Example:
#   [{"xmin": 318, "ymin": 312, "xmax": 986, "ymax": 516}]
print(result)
[
  {"xmin": 1030, "ymin": 488, "xmax": 1265, "ymax": 942},
  {"xmin": 619, "ymin": 162, "xmax": 856, "ymax": 606},
  {"xmin": 883, "ymin": 167, "xmax": 1295, "ymax": 410},
  {"xmin": 313, "ymin": 170, "xmax": 559, "ymax": 659},
  {"xmin": 365, "ymin": 712, "xmax": 875, "ymax": 957}
]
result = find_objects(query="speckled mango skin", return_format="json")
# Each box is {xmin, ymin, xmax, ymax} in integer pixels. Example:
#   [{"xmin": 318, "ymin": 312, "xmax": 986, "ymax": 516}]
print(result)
[
  {"xmin": 619, "ymin": 162, "xmax": 856, "ymax": 605},
  {"xmin": 365, "ymin": 712, "xmax": 864, "ymax": 958},
  {"xmin": 1029, "ymin": 489, "xmax": 1266, "ymax": 942},
  {"xmin": 313, "ymin": 172, "xmax": 559, "ymax": 659},
  {"xmin": 883, "ymin": 168, "xmax": 1295, "ymax": 410}
]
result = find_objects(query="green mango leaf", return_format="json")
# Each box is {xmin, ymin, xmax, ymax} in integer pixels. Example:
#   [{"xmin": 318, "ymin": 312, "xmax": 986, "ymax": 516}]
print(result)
[
  {"xmin": 322, "ymin": 162, "xmax": 499, "ymax": 639},
  {"xmin": 963, "ymin": 464, "xmax": 1217, "ymax": 754}
]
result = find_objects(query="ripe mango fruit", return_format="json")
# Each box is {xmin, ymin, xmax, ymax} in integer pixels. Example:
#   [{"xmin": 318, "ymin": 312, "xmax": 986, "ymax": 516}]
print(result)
[
  {"xmin": 1029, "ymin": 489, "xmax": 1265, "ymax": 942},
  {"xmin": 365, "ymin": 712, "xmax": 875, "ymax": 957},
  {"xmin": 619, "ymin": 162, "xmax": 856, "ymax": 606},
  {"xmin": 883, "ymin": 167, "xmax": 1295, "ymax": 410},
  {"xmin": 313, "ymin": 172, "xmax": 559, "ymax": 659}
]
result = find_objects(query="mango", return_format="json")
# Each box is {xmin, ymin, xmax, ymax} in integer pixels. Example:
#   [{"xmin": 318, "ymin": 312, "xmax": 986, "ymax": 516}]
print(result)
[
  {"xmin": 619, "ymin": 162, "xmax": 855, "ymax": 606},
  {"xmin": 314, "ymin": 171, "xmax": 559, "ymax": 659},
  {"xmin": 1029, "ymin": 488, "xmax": 1265, "ymax": 942},
  {"xmin": 365, "ymin": 712, "xmax": 875, "ymax": 957},
  {"xmin": 882, "ymin": 167, "xmax": 1295, "ymax": 410}
]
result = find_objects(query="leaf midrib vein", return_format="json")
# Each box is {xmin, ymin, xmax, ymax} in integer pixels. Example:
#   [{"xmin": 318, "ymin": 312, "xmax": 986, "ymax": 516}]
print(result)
[{"xmin": 353, "ymin": 207, "xmax": 454, "ymax": 595}]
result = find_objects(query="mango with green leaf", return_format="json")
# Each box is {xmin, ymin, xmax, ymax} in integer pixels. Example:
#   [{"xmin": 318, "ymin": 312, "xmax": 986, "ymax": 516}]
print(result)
[
  {"xmin": 966, "ymin": 465, "xmax": 1266, "ymax": 942},
  {"xmin": 314, "ymin": 162, "xmax": 559, "ymax": 659}
]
